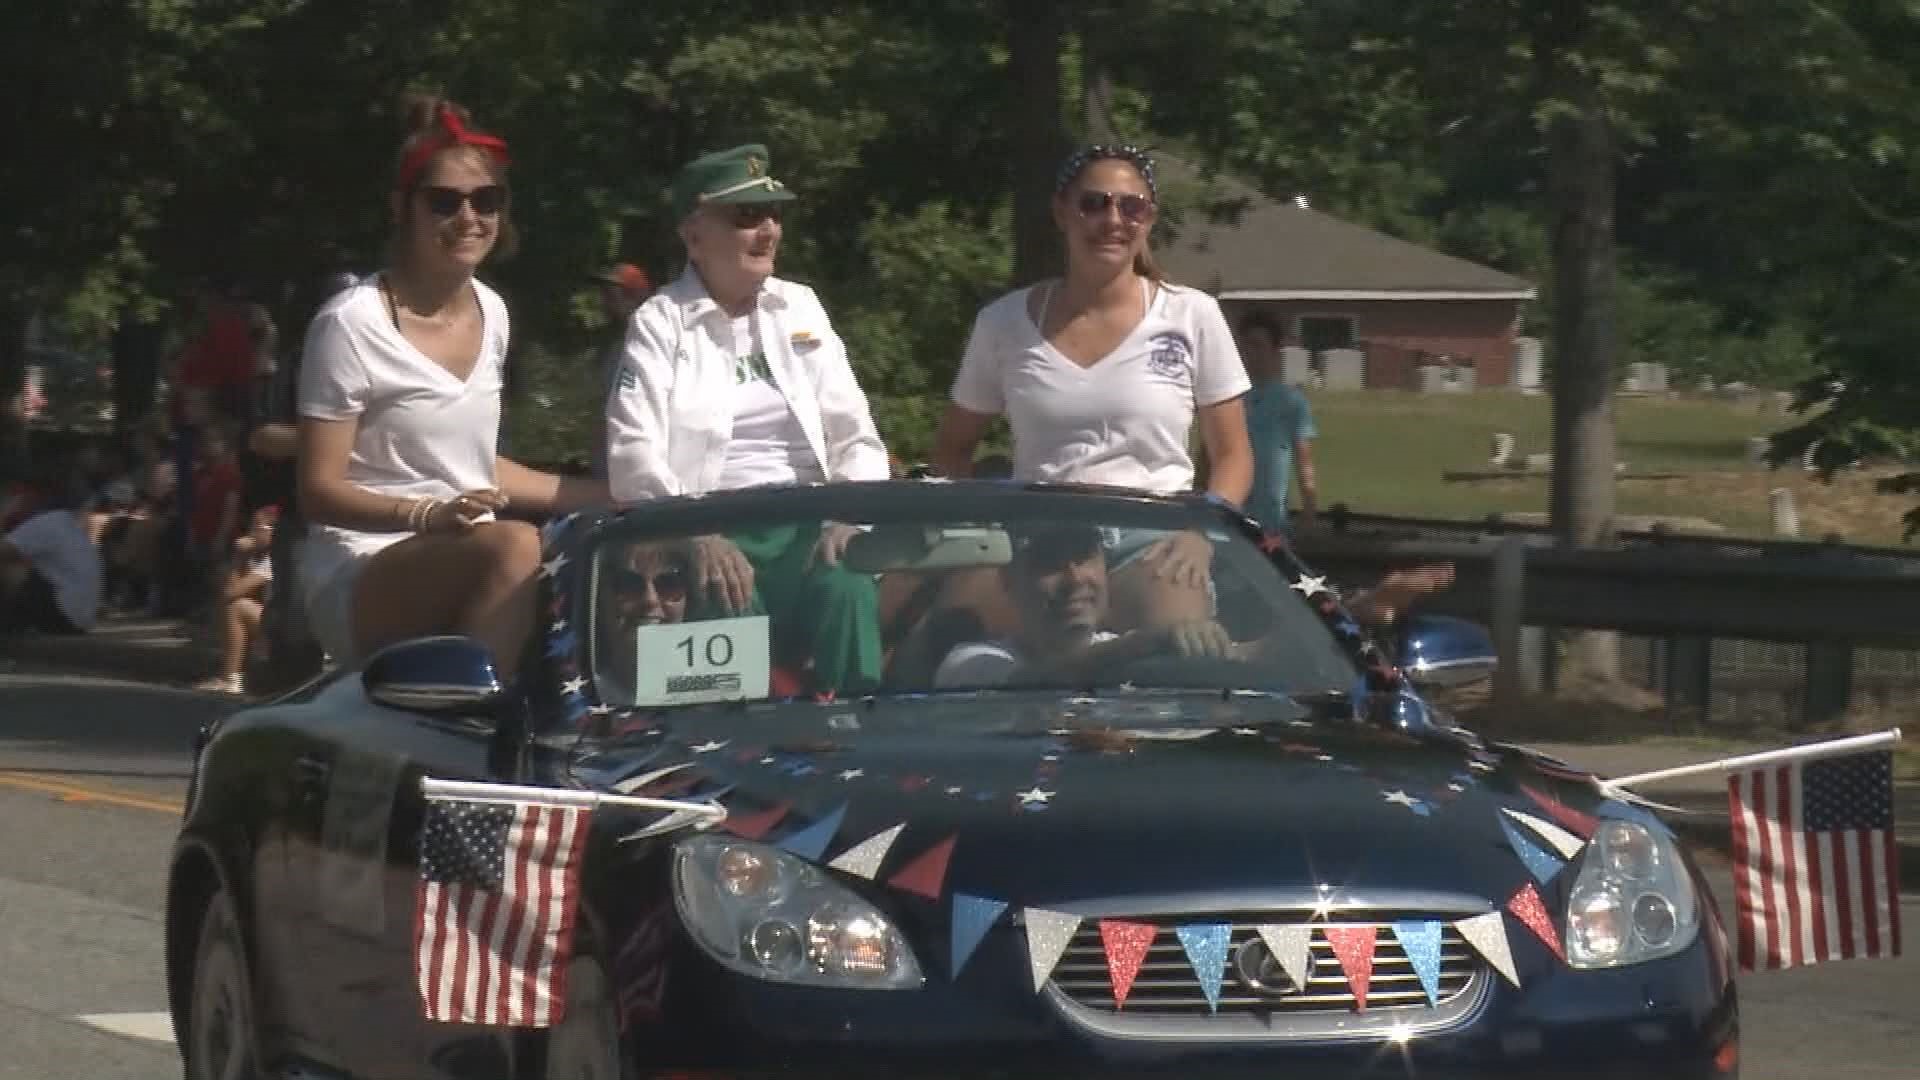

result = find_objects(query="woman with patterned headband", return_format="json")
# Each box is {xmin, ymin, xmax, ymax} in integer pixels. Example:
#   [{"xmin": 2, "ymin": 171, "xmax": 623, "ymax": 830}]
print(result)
[
  {"xmin": 295, "ymin": 95, "xmax": 605, "ymax": 676},
  {"xmin": 931, "ymin": 144, "xmax": 1254, "ymax": 628}
]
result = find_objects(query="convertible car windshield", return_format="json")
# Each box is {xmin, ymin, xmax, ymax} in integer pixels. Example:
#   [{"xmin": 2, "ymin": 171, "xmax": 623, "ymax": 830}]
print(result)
[{"xmin": 582, "ymin": 500, "xmax": 1358, "ymax": 709}]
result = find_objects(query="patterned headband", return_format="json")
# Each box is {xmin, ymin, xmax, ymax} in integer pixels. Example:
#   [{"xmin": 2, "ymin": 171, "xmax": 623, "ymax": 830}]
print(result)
[{"xmin": 1055, "ymin": 144, "xmax": 1158, "ymax": 200}]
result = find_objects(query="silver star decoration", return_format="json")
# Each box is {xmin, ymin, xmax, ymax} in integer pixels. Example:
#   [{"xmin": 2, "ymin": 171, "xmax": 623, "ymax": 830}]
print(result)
[
  {"xmin": 1383, "ymin": 789, "xmax": 1422, "ymax": 810},
  {"xmin": 1017, "ymin": 786, "xmax": 1055, "ymax": 807},
  {"xmin": 1232, "ymin": 727, "xmax": 1260, "ymax": 736},
  {"xmin": 550, "ymin": 619, "xmax": 567, "ymax": 633},
  {"xmin": 1316, "ymin": 754, "xmax": 1334, "ymax": 762},
  {"xmin": 560, "ymin": 676, "xmax": 587, "ymax": 696},
  {"xmin": 1448, "ymin": 782, "xmax": 1466, "ymax": 792},
  {"xmin": 541, "ymin": 552, "xmax": 570, "ymax": 578},
  {"xmin": 1290, "ymin": 574, "xmax": 1330, "ymax": 598},
  {"xmin": 759, "ymin": 756, "xmax": 777, "ymax": 765},
  {"xmin": 945, "ymin": 785, "xmax": 965, "ymax": 796},
  {"xmin": 837, "ymin": 768, "xmax": 865, "ymax": 782},
  {"xmin": 691, "ymin": 739, "xmax": 730, "ymax": 754},
  {"xmin": 1468, "ymin": 759, "xmax": 1496, "ymax": 773}
]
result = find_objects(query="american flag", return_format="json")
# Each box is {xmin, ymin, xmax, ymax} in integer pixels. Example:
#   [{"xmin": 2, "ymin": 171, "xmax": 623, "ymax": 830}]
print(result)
[
  {"xmin": 1728, "ymin": 751, "xmax": 1901, "ymax": 971},
  {"xmin": 415, "ymin": 797, "xmax": 590, "ymax": 1026}
]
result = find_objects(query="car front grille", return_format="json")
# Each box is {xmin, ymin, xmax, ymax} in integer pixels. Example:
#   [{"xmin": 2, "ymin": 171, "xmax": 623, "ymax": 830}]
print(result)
[{"xmin": 1048, "ymin": 917, "xmax": 1480, "ymax": 1017}]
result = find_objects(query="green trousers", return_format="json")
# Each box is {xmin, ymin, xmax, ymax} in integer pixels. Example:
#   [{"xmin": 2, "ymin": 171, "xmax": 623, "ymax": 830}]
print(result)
[{"xmin": 720, "ymin": 524, "xmax": 883, "ymax": 695}]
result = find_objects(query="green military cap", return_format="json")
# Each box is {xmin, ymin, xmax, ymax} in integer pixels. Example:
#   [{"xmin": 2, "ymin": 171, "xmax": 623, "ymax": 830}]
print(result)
[{"xmin": 671, "ymin": 143, "xmax": 797, "ymax": 221}]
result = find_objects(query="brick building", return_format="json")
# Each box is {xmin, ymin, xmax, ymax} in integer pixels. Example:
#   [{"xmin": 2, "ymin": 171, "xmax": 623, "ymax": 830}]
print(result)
[{"xmin": 1152, "ymin": 160, "xmax": 1536, "ymax": 389}]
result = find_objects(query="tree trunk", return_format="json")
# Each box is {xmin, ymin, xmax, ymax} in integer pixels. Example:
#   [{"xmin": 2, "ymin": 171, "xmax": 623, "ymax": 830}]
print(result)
[
  {"xmin": 0, "ymin": 297, "xmax": 26, "ymax": 484},
  {"xmin": 1008, "ymin": 0, "xmax": 1067, "ymax": 287},
  {"xmin": 1546, "ymin": 81, "xmax": 1621, "ymax": 678}
]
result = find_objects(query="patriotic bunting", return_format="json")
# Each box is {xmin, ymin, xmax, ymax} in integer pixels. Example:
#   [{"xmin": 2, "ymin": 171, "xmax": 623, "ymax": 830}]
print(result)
[
  {"xmin": 720, "ymin": 800, "xmax": 791, "ymax": 840},
  {"xmin": 1506, "ymin": 882, "xmax": 1565, "ymax": 961},
  {"xmin": 775, "ymin": 803, "xmax": 846, "ymax": 860},
  {"xmin": 1255, "ymin": 924, "xmax": 1314, "ymax": 991},
  {"xmin": 1174, "ymin": 923, "xmax": 1233, "ymax": 1012},
  {"xmin": 1521, "ymin": 783, "xmax": 1599, "ymax": 838},
  {"xmin": 1455, "ymin": 911, "xmax": 1520, "ymax": 987},
  {"xmin": 827, "ymin": 824, "xmax": 904, "ymax": 880},
  {"xmin": 887, "ymin": 834, "xmax": 958, "ymax": 901},
  {"xmin": 1098, "ymin": 920, "xmax": 1157, "ymax": 1007},
  {"xmin": 1499, "ymin": 815, "xmax": 1566, "ymax": 885},
  {"xmin": 1025, "ymin": 908, "xmax": 1082, "ymax": 990},
  {"xmin": 1391, "ymin": 921, "xmax": 1445, "ymax": 1006},
  {"xmin": 1503, "ymin": 808, "xmax": 1588, "ymax": 860},
  {"xmin": 1323, "ymin": 926, "xmax": 1377, "ymax": 1010},
  {"xmin": 950, "ymin": 894, "xmax": 1008, "ymax": 979}
]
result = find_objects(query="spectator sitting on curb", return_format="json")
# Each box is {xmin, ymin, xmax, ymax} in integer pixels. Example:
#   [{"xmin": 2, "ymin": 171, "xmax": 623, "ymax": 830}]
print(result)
[
  {"xmin": 193, "ymin": 505, "xmax": 277, "ymax": 696},
  {"xmin": 0, "ymin": 458, "xmax": 102, "ymax": 638}
]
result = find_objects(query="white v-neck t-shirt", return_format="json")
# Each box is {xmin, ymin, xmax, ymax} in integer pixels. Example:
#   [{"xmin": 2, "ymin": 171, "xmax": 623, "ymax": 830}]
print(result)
[
  {"xmin": 949, "ymin": 279, "xmax": 1251, "ymax": 494},
  {"xmin": 294, "ymin": 278, "xmax": 509, "ymax": 620},
  {"xmin": 716, "ymin": 312, "xmax": 819, "ymax": 490}
]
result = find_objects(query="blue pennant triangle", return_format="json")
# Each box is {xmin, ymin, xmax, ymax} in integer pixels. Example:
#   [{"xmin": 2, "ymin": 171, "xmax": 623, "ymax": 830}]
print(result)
[
  {"xmin": 1174, "ymin": 924, "xmax": 1233, "ymax": 1012},
  {"xmin": 776, "ymin": 803, "xmax": 847, "ymax": 861},
  {"xmin": 1392, "ymin": 920, "xmax": 1445, "ymax": 1006},
  {"xmin": 1500, "ymin": 815, "xmax": 1565, "ymax": 884},
  {"xmin": 950, "ymin": 894, "xmax": 1009, "ymax": 979}
]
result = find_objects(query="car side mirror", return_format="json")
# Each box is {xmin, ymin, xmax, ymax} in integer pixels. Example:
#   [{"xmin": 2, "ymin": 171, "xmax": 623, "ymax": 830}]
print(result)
[
  {"xmin": 1397, "ymin": 614, "xmax": 1497, "ymax": 690},
  {"xmin": 362, "ymin": 635, "xmax": 505, "ymax": 717}
]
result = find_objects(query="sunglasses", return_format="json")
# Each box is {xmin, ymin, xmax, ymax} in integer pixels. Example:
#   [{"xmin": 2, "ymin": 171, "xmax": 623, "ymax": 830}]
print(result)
[
  {"xmin": 612, "ymin": 565, "xmax": 689, "ymax": 602},
  {"xmin": 1074, "ymin": 189, "xmax": 1155, "ymax": 224},
  {"xmin": 419, "ymin": 184, "xmax": 509, "ymax": 218},
  {"xmin": 725, "ymin": 203, "xmax": 783, "ymax": 229}
]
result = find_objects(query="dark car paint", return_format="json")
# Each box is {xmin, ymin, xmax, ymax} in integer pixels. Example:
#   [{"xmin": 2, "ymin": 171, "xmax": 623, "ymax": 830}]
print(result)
[{"xmin": 166, "ymin": 483, "xmax": 1738, "ymax": 1078}]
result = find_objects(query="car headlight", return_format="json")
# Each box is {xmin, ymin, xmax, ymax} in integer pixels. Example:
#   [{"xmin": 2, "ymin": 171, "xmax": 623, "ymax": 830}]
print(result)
[
  {"xmin": 672, "ymin": 835, "xmax": 924, "ymax": 989},
  {"xmin": 1565, "ymin": 819, "xmax": 1700, "ymax": 969}
]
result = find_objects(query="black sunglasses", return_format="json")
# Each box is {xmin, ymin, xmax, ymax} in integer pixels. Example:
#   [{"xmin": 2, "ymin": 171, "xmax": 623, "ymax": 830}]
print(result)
[
  {"xmin": 1074, "ymin": 189, "xmax": 1155, "ymax": 224},
  {"xmin": 726, "ymin": 203, "xmax": 783, "ymax": 229},
  {"xmin": 612, "ymin": 565, "xmax": 689, "ymax": 602},
  {"xmin": 419, "ymin": 184, "xmax": 509, "ymax": 218}
]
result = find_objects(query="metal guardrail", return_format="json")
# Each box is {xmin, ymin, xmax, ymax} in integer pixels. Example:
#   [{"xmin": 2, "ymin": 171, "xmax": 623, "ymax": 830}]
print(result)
[{"xmin": 1289, "ymin": 508, "xmax": 1920, "ymax": 730}]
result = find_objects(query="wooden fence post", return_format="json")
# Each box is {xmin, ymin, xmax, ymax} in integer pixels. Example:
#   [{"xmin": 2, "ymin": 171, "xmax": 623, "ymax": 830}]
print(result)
[{"xmin": 1492, "ymin": 534, "xmax": 1527, "ymax": 717}]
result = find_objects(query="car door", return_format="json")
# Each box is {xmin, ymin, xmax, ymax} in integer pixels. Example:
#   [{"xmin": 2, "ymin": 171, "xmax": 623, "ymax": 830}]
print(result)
[{"xmin": 287, "ymin": 685, "xmax": 509, "ymax": 1079}]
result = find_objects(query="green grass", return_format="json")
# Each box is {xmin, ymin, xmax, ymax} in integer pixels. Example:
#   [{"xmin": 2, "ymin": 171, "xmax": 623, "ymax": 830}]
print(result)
[{"xmin": 1302, "ymin": 390, "xmax": 1915, "ymax": 542}]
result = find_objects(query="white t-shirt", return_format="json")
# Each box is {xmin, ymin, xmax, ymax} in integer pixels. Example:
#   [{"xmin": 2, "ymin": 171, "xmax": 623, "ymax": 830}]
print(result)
[
  {"xmin": 715, "ymin": 312, "xmax": 820, "ymax": 490},
  {"xmin": 950, "ymin": 281, "xmax": 1251, "ymax": 494},
  {"xmin": 933, "ymin": 632, "xmax": 1118, "ymax": 688},
  {"xmin": 6, "ymin": 509, "xmax": 102, "ymax": 630},
  {"xmin": 295, "ymin": 278, "xmax": 510, "ymax": 597}
]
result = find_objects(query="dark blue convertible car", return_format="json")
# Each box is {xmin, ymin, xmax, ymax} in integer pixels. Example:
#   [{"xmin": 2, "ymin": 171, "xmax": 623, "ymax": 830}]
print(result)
[{"xmin": 165, "ymin": 481, "xmax": 1739, "ymax": 1079}]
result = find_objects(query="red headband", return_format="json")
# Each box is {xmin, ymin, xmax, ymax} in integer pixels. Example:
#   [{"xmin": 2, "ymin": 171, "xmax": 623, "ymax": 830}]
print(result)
[{"xmin": 394, "ymin": 105, "xmax": 511, "ymax": 195}]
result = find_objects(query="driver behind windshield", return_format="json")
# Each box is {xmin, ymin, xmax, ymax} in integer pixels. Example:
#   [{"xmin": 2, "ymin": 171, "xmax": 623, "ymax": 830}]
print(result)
[
  {"xmin": 595, "ymin": 540, "xmax": 692, "ymax": 691},
  {"xmin": 932, "ymin": 523, "xmax": 1235, "ymax": 689}
]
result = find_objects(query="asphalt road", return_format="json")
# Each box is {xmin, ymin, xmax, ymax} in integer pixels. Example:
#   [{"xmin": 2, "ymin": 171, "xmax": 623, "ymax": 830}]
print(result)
[{"xmin": 1, "ymin": 670, "xmax": 1913, "ymax": 1080}]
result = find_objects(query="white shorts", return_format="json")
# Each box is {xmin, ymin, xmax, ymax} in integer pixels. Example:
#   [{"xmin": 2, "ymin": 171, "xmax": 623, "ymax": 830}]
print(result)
[{"xmin": 299, "ymin": 530, "xmax": 400, "ymax": 668}]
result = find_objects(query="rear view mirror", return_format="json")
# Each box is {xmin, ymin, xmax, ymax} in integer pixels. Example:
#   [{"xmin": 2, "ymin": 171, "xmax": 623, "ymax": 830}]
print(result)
[
  {"xmin": 843, "ymin": 525, "xmax": 1012, "ymax": 574},
  {"xmin": 362, "ymin": 635, "xmax": 504, "ymax": 716}
]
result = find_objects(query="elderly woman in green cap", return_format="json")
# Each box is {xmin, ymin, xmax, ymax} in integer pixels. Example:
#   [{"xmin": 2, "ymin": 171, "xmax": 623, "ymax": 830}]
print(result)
[{"xmin": 604, "ymin": 143, "xmax": 891, "ymax": 695}]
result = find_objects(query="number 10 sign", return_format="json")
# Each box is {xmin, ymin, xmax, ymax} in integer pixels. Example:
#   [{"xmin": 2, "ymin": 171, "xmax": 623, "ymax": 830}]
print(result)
[{"xmin": 632, "ymin": 614, "xmax": 773, "ymax": 706}]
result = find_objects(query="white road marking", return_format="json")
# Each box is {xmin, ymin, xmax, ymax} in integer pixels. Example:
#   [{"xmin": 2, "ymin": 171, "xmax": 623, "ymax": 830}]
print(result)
[{"xmin": 76, "ymin": 1011, "xmax": 174, "ymax": 1045}]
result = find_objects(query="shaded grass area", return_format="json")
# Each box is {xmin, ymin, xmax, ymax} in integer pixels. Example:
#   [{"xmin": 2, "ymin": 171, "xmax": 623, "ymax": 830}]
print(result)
[{"xmin": 1307, "ymin": 390, "xmax": 1915, "ymax": 545}]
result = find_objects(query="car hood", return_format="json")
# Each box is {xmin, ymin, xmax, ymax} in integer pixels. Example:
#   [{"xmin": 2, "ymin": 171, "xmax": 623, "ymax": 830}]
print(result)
[{"xmin": 571, "ymin": 692, "xmax": 1617, "ymax": 915}]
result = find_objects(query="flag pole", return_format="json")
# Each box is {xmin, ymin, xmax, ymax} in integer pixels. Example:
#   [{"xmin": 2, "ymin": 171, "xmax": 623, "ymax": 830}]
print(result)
[
  {"xmin": 421, "ymin": 776, "xmax": 728, "ymax": 827},
  {"xmin": 1601, "ymin": 728, "xmax": 1902, "ymax": 793}
]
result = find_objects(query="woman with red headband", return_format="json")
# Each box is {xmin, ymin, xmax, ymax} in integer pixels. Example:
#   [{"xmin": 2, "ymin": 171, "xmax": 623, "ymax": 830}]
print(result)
[
  {"xmin": 931, "ymin": 144, "xmax": 1254, "ymax": 630},
  {"xmin": 295, "ymin": 95, "xmax": 603, "ymax": 676}
]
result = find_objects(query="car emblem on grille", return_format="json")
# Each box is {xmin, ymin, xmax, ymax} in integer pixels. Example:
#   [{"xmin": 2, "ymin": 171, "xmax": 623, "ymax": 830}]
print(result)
[{"xmin": 1231, "ymin": 939, "xmax": 1310, "ymax": 997}]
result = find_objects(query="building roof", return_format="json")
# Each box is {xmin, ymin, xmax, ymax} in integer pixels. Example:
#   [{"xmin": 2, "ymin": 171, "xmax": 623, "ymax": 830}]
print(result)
[{"xmin": 1150, "ymin": 157, "xmax": 1536, "ymax": 301}]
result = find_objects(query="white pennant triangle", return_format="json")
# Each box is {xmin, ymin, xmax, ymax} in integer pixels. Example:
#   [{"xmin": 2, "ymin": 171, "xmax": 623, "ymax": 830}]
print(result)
[
  {"xmin": 827, "ymin": 824, "xmax": 905, "ymax": 880},
  {"xmin": 1024, "ymin": 908, "xmax": 1083, "ymax": 991},
  {"xmin": 1455, "ymin": 911, "xmax": 1520, "ymax": 988},
  {"xmin": 1503, "ymin": 808, "xmax": 1587, "ymax": 860},
  {"xmin": 1255, "ymin": 924, "xmax": 1314, "ymax": 991}
]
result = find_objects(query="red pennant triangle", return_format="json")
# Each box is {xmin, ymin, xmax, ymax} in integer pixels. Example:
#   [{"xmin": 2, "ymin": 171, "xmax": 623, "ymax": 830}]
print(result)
[
  {"xmin": 721, "ymin": 800, "xmax": 791, "ymax": 840},
  {"xmin": 1097, "ymin": 920, "xmax": 1157, "ymax": 1008},
  {"xmin": 1323, "ymin": 926, "xmax": 1377, "ymax": 1010},
  {"xmin": 886, "ymin": 834, "xmax": 957, "ymax": 900},
  {"xmin": 1506, "ymin": 882, "xmax": 1565, "ymax": 962},
  {"xmin": 1520, "ymin": 783, "xmax": 1598, "ymax": 839}
]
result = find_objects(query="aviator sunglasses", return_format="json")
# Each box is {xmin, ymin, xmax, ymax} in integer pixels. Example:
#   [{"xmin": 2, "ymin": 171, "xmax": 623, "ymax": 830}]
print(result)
[
  {"xmin": 419, "ymin": 184, "xmax": 509, "ymax": 218},
  {"xmin": 725, "ymin": 203, "xmax": 784, "ymax": 229},
  {"xmin": 612, "ymin": 564, "xmax": 690, "ymax": 602},
  {"xmin": 1074, "ymin": 188, "xmax": 1155, "ymax": 224}
]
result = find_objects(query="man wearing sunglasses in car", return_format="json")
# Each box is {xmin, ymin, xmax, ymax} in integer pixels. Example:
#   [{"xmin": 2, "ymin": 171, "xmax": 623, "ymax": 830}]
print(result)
[{"xmin": 604, "ymin": 143, "xmax": 891, "ymax": 696}]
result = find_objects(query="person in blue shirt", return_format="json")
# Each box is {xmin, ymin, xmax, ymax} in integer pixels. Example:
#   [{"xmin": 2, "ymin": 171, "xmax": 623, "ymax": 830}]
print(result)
[{"xmin": 1237, "ymin": 312, "xmax": 1320, "ymax": 534}]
